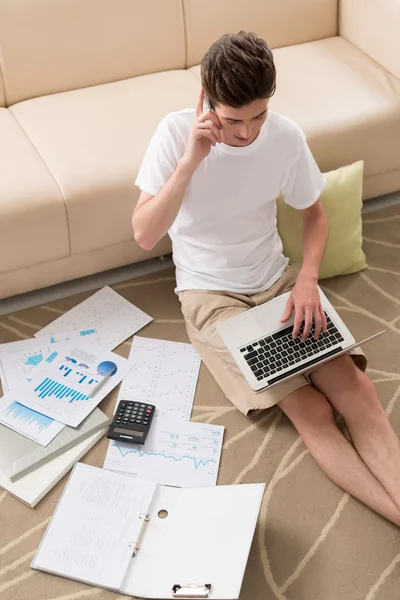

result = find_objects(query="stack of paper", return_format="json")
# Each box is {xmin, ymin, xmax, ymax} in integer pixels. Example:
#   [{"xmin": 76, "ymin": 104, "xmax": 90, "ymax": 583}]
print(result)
[{"xmin": 0, "ymin": 287, "xmax": 153, "ymax": 506}]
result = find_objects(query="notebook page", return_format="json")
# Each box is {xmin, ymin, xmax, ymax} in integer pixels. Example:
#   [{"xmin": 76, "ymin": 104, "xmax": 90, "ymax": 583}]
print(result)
[
  {"xmin": 144, "ymin": 483, "xmax": 265, "ymax": 599},
  {"xmin": 32, "ymin": 463, "xmax": 156, "ymax": 590}
]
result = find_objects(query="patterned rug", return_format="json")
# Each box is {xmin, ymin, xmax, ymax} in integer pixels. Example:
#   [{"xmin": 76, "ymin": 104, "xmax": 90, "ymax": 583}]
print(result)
[{"xmin": 0, "ymin": 204, "xmax": 399, "ymax": 600}]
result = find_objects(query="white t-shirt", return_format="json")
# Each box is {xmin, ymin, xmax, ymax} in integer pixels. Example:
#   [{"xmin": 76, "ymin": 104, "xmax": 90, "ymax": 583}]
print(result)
[{"xmin": 135, "ymin": 109, "xmax": 326, "ymax": 294}]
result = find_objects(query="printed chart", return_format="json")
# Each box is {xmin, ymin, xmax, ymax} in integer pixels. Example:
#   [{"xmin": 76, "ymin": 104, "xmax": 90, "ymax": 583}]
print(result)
[
  {"xmin": 0, "ymin": 344, "xmax": 54, "ymax": 394},
  {"xmin": 104, "ymin": 420, "xmax": 224, "ymax": 488},
  {"xmin": 16, "ymin": 342, "xmax": 131, "ymax": 427},
  {"xmin": 118, "ymin": 337, "xmax": 201, "ymax": 422},
  {"xmin": 35, "ymin": 286, "xmax": 152, "ymax": 350},
  {"xmin": 0, "ymin": 396, "xmax": 64, "ymax": 446},
  {"xmin": 0, "ymin": 329, "xmax": 100, "ymax": 394}
]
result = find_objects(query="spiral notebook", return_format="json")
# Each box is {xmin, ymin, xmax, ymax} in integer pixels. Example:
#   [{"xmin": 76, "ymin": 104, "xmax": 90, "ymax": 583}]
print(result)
[{"xmin": 31, "ymin": 463, "xmax": 265, "ymax": 599}]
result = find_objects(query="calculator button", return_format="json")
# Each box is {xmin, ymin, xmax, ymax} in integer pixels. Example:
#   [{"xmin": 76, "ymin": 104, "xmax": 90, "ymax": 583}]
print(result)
[
  {"xmin": 146, "ymin": 406, "xmax": 153, "ymax": 410},
  {"xmin": 135, "ymin": 419, "xmax": 141, "ymax": 424},
  {"xmin": 145, "ymin": 409, "xmax": 152, "ymax": 414}
]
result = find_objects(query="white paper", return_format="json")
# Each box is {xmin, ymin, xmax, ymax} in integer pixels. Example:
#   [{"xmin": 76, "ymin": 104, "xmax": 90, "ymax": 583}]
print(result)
[
  {"xmin": 33, "ymin": 463, "xmax": 156, "ymax": 589},
  {"xmin": 15, "ymin": 340, "xmax": 133, "ymax": 427},
  {"xmin": 35, "ymin": 286, "xmax": 152, "ymax": 350},
  {"xmin": 0, "ymin": 329, "xmax": 100, "ymax": 394},
  {"xmin": 104, "ymin": 419, "xmax": 224, "ymax": 488},
  {"xmin": 0, "ymin": 429, "xmax": 107, "ymax": 508},
  {"xmin": 0, "ymin": 395, "xmax": 65, "ymax": 446},
  {"xmin": 118, "ymin": 337, "xmax": 201, "ymax": 422}
]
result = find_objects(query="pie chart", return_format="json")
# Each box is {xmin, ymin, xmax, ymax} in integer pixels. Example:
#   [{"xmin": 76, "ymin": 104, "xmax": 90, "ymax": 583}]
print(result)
[{"xmin": 97, "ymin": 361, "xmax": 117, "ymax": 377}]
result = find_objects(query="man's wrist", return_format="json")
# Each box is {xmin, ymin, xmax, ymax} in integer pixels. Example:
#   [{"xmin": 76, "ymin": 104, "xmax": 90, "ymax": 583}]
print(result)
[
  {"xmin": 177, "ymin": 157, "xmax": 198, "ymax": 179},
  {"xmin": 297, "ymin": 267, "xmax": 319, "ymax": 284}
]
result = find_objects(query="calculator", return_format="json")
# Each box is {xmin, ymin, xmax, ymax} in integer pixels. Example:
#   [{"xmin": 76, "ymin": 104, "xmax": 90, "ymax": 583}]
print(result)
[{"xmin": 106, "ymin": 401, "xmax": 155, "ymax": 445}]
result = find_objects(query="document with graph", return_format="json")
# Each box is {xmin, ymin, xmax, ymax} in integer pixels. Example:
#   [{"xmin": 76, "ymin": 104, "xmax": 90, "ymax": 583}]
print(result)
[
  {"xmin": 35, "ymin": 286, "xmax": 152, "ymax": 350},
  {"xmin": 104, "ymin": 419, "xmax": 224, "ymax": 487},
  {"xmin": 0, "ymin": 340, "xmax": 133, "ymax": 432},
  {"xmin": 0, "ymin": 329, "xmax": 100, "ymax": 394},
  {"xmin": 0, "ymin": 395, "xmax": 66, "ymax": 446},
  {"xmin": 118, "ymin": 336, "xmax": 201, "ymax": 422}
]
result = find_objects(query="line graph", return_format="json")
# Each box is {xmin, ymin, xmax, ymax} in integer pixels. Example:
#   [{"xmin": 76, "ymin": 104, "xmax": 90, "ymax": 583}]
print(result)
[
  {"xmin": 104, "ymin": 420, "xmax": 224, "ymax": 488},
  {"xmin": 118, "ymin": 337, "xmax": 201, "ymax": 422},
  {"xmin": 158, "ymin": 385, "xmax": 186, "ymax": 397},
  {"xmin": 111, "ymin": 443, "xmax": 216, "ymax": 470},
  {"xmin": 35, "ymin": 286, "xmax": 152, "ymax": 350}
]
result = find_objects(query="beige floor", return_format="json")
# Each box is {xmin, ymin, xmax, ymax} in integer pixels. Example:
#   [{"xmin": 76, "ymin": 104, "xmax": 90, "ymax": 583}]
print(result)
[{"xmin": 0, "ymin": 203, "xmax": 399, "ymax": 600}]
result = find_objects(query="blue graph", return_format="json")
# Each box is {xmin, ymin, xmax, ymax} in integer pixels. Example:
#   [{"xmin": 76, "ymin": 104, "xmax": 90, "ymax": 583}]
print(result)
[
  {"xmin": 112, "ymin": 443, "xmax": 216, "ymax": 470},
  {"xmin": 46, "ymin": 351, "xmax": 58, "ymax": 363},
  {"xmin": 24, "ymin": 354, "xmax": 43, "ymax": 366},
  {"xmin": 34, "ymin": 377, "xmax": 90, "ymax": 402},
  {"xmin": 60, "ymin": 365, "xmax": 72, "ymax": 377},
  {"xmin": 5, "ymin": 401, "xmax": 53, "ymax": 432},
  {"xmin": 80, "ymin": 329, "xmax": 96, "ymax": 336},
  {"xmin": 97, "ymin": 361, "xmax": 117, "ymax": 377}
]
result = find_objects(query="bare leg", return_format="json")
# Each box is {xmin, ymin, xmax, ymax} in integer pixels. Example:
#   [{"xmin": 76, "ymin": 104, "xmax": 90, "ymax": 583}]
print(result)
[
  {"xmin": 310, "ymin": 356, "xmax": 400, "ymax": 512},
  {"xmin": 279, "ymin": 386, "xmax": 400, "ymax": 526}
]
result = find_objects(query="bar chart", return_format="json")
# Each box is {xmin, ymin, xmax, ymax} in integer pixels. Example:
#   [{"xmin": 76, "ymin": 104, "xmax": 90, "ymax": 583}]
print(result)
[{"xmin": 34, "ymin": 377, "xmax": 90, "ymax": 402}]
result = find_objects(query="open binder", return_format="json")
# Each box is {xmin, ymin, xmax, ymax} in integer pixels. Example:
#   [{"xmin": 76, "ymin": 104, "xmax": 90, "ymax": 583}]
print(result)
[{"xmin": 31, "ymin": 463, "xmax": 265, "ymax": 599}]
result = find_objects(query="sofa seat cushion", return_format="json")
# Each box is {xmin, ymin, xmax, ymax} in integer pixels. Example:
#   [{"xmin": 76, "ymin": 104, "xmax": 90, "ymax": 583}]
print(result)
[
  {"xmin": 10, "ymin": 70, "xmax": 201, "ymax": 256},
  {"xmin": 0, "ymin": 109, "xmax": 69, "ymax": 274},
  {"xmin": 189, "ymin": 36, "xmax": 400, "ymax": 181}
]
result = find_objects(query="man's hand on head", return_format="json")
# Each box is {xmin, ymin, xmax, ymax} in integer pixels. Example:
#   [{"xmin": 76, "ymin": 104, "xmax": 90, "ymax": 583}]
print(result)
[{"xmin": 281, "ymin": 272, "xmax": 328, "ymax": 340}]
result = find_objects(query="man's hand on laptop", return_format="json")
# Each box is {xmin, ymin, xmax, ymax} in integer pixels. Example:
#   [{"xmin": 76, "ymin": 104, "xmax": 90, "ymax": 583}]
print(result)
[{"xmin": 281, "ymin": 274, "xmax": 328, "ymax": 341}]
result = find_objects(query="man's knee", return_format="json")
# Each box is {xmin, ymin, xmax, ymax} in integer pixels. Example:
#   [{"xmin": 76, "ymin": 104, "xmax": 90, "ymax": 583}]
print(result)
[
  {"xmin": 279, "ymin": 386, "xmax": 335, "ymax": 429},
  {"xmin": 311, "ymin": 355, "xmax": 368, "ymax": 397},
  {"xmin": 346, "ymin": 369, "xmax": 385, "ymax": 416}
]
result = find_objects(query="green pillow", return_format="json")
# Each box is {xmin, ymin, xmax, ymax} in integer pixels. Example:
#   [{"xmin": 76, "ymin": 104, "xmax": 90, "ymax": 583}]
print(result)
[{"xmin": 276, "ymin": 160, "xmax": 367, "ymax": 280}]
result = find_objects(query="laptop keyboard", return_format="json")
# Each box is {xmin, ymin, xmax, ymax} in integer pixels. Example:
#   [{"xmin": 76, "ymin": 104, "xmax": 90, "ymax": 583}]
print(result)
[{"xmin": 240, "ymin": 313, "xmax": 344, "ymax": 382}]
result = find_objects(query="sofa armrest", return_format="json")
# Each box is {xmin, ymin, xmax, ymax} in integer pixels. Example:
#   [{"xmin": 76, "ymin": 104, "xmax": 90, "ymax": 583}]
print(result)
[{"xmin": 339, "ymin": 0, "xmax": 400, "ymax": 79}]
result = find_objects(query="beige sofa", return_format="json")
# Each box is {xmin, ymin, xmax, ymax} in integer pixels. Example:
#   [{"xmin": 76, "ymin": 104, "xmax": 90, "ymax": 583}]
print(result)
[{"xmin": 1, "ymin": 0, "xmax": 399, "ymax": 300}]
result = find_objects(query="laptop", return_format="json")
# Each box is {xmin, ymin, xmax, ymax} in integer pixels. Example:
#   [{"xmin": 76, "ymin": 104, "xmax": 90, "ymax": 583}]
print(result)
[{"xmin": 217, "ymin": 286, "xmax": 384, "ymax": 392}]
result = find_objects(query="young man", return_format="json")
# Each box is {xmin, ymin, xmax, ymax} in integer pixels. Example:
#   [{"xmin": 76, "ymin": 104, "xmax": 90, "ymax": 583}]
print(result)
[{"xmin": 133, "ymin": 31, "xmax": 400, "ymax": 525}]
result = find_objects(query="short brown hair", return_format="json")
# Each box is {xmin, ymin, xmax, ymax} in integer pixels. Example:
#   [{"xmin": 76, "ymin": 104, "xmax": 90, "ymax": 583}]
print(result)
[{"xmin": 201, "ymin": 31, "xmax": 276, "ymax": 108}]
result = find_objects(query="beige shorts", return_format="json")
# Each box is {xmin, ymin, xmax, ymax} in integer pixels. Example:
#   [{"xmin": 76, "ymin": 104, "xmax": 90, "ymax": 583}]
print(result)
[{"xmin": 179, "ymin": 265, "xmax": 367, "ymax": 416}]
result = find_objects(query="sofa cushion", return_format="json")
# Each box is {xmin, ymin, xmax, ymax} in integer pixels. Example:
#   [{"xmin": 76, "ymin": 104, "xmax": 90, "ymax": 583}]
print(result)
[
  {"xmin": 188, "ymin": 36, "xmax": 400, "ymax": 185},
  {"xmin": 277, "ymin": 160, "xmax": 367, "ymax": 279},
  {"xmin": 0, "ymin": 0, "xmax": 185, "ymax": 105},
  {"xmin": 340, "ymin": 0, "xmax": 400, "ymax": 80},
  {"xmin": 184, "ymin": 0, "xmax": 338, "ymax": 67},
  {"xmin": 10, "ymin": 70, "xmax": 201, "ymax": 256},
  {"xmin": 0, "ymin": 109, "xmax": 69, "ymax": 274}
]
